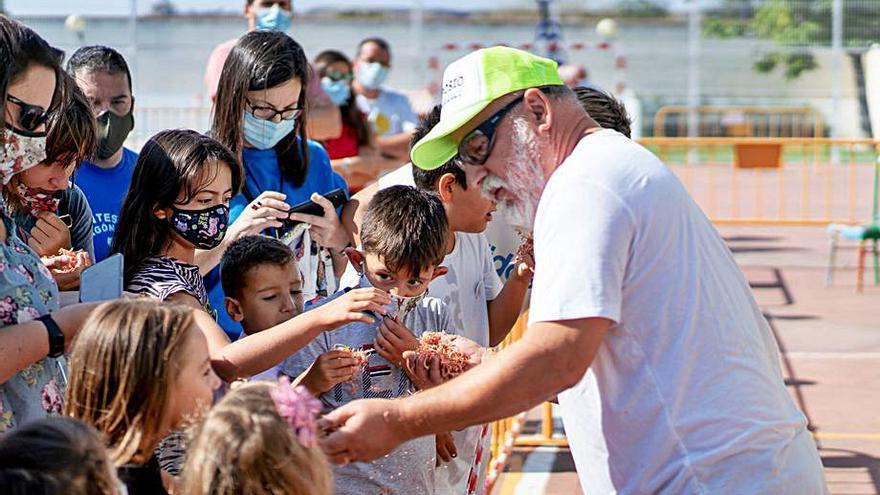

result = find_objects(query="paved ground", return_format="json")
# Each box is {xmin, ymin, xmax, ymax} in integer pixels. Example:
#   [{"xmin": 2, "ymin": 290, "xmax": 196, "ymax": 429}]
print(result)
[{"xmin": 492, "ymin": 225, "xmax": 880, "ymax": 494}]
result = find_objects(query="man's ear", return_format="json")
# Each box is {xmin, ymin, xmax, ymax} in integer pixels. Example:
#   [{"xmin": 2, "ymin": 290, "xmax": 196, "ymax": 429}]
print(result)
[
  {"xmin": 345, "ymin": 248, "xmax": 366, "ymax": 271},
  {"xmin": 523, "ymin": 87, "xmax": 553, "ymax": 134},
  {"xmin": 225, "ymin": 297, "xmax": 244, "ymax": 323},
  {"xmin": 430, "ymin": 265, "xmax": 449, "ymax": 281},
  {"xmin": 436, "ymin": 173, "xmax": 459, "ymax": 203}
]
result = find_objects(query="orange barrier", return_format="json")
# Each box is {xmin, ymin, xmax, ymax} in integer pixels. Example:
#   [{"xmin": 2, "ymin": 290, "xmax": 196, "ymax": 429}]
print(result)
[{"xmin": 639, "ymin": 137, "xmax": 879, "ymax": 225}]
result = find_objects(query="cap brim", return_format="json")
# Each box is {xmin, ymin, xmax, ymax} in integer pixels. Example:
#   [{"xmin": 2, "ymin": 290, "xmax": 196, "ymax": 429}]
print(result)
[{"xmin": 410, "ymin": 98, "xmax": 492, "ymax": 170}]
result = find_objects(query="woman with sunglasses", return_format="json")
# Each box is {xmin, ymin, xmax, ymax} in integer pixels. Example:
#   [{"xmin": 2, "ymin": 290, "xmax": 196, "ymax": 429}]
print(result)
[
  {"xmin": 208, "ymin": 31, "xmax": 351, "ymax": 336},
  {"xmin": 314, "ymin": 50, "xmax": 398, "ymax": 192},
  {"xmin": 0, "ymin": 16, "xmax": 98, "ymax": 432}
]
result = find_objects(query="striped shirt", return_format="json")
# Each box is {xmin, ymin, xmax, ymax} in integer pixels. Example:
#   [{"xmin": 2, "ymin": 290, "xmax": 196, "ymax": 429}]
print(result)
[{"xmin": 127, "ymin": 256, "xmax": 208, "ymax": 308}]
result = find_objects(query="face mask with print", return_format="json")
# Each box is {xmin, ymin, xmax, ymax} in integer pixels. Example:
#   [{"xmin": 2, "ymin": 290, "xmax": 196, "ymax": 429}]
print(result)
[
  {"xmin": 1, "ymin": 126, "xmax": 48, "ymax": 184},
  {"xmin": 243, "ymin": 112, "xmax": 296, "ymax": 150},
  {"xmin": 356, "ymin": 266, "xmax": 428, "ymax": 320},
  {"xmin": 356, "ymin": 62, "xmax": 389, "ymax": 91},
  {"xmin": 321, "ymin": 77, "xmax": 352, "ymax": 107},
  {"xmin": 16, "ymin": 182, "xmax": 61, "ymax": 215},
  {"xmin": 169, "ymin": 204, "xmax": 229, "ymax": 250},
  {"xmin": 95, "ymin": 109, "xmax": 135, "ymax": 160},
  {"xmin": 255, "ymin": 4, "xmax": 293, "ymax": 32}
]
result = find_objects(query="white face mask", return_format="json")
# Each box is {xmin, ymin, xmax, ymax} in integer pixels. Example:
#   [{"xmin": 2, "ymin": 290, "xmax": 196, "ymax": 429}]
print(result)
[
  {"xmin": 356, "ymin": 266, "xmax": 428, "ymax": 320},
  {"xmin": 1, "ymin": 126, "xmax": 47, "ymax": 184}
]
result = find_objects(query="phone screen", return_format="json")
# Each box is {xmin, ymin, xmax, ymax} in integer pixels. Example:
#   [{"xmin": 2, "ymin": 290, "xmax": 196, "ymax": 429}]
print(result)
[{"xmin": 79, "ymin": 253, "xmax": 124, "ymax": 303}]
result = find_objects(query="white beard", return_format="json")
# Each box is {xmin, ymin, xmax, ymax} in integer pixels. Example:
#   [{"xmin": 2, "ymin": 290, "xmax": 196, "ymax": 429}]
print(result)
[{"xmin": 481, "ymin": 117, "xmax": 546, "ymax": 231}]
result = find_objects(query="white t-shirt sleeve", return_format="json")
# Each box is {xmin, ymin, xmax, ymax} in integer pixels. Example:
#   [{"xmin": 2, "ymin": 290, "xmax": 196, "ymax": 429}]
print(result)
[
  {"xmin": 529, "ymin": 179, "xmax": 636, "ymax": 326},
  {"xmin": 480, "ymin": 236, "xmax": 503, "ymax": 302},
  {"xmin": 394, "ymin": 93, "xmax": 419, "ymax": 132}
]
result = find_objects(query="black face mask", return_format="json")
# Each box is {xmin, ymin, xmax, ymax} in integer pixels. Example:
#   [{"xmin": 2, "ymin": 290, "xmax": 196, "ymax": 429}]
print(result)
[{"xmin": 95, "ymin": 107, "xmax": 135, "ymax": 160}]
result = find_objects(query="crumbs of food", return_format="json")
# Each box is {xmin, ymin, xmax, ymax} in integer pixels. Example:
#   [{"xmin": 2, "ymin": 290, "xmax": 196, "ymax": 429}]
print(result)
[{"xmin": 417, "ymin": 331, "xmax": 470, "ymax": 380}]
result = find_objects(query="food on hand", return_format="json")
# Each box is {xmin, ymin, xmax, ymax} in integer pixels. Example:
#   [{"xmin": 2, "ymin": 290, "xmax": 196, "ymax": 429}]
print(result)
[
  {"xmin": 42, "ymin": 248, "xmax": 91, "ymax": 274},
  {"xmin": 416, "ymin": 331, "xmax": 473, "ymax": 380}
]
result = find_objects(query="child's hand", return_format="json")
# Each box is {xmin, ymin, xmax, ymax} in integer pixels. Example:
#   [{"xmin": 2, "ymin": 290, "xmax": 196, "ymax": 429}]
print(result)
[
  {"xmin": 29, "ymin": 212, "xmax": 72, "ymax": 257},
  {"xmin": 402, "ymin": 351, "xmax": 444, "ymax": 390},
  {"xmin": 435, "ymin": 432, "xmax": 457, "ymax": 465},
  {"xmin": 316, "ymin": 288, "xmax": 391, "ymax": 328},
  {"xmin": 225, "ymin": 191, "xmax": 290, "ymax": 243},
  {"xmin": 288, "ymin": 192, "xmax": 351, "ymax": 252},
  {"xmin": 375, "ymin": 317, "xmax": 418, "ymax": 367},
  {"xmin": 300, "ymin": 350, "xmax": 362, "ymax": 394}
]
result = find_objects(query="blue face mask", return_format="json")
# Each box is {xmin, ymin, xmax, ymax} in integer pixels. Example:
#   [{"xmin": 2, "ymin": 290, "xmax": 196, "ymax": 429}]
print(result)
[
  {"xmin": 321, "ymin": 77, "xmax": 352, "ymax": 106},
  {"xmin": 243, "ymin": 112, "xmax": 296, "ymax": 150},
  {"xmin": 356, "ymin": 62, "xmax": 389, "ymax": 90},
  {"xmin": 255, "ymin": 4, "xmax": 293, "ymax": 32}
]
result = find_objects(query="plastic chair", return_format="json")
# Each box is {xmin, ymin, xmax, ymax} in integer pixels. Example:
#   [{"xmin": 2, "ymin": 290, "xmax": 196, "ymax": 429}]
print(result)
[{"xmin": 826, "ymin": 154, "xmax": 880, "ymax": 292}]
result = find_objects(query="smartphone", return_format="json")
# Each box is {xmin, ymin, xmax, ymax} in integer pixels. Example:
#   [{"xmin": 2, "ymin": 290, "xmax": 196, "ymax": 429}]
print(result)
[
  {"xmin": 284, "ymin": 188, "xmax": 348, "ymax": 227},
  {"xmin": 79, "ymin": 253, "xmax": 124, "ymax": 303}
]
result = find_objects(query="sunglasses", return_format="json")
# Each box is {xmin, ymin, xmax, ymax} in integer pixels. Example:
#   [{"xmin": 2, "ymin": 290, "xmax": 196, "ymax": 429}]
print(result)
[
  {"xmin": 5, "ymin": 94, "xmax": 51, "ymax": 136},
  {"xmin": 457, "ymin": 95, "xmax": 524, "ymax": 166},
  {"xmin": 246, "ymin": 99, "xmax": 303, "ymax": 122},
  {"xmin": 324, "ymin": 71, "xmax": 353, "ymax": 83}
]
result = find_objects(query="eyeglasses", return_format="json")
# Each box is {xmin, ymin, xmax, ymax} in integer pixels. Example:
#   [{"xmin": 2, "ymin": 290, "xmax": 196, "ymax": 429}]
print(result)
[
  {"xmin": 324, "ymin": 71, "xmax": 353, "ymax": 83},
  {"xmin": 245, "ymin": 99, "xmax": 302, "ymax": 122},
  {"xmin": 457, "ymin": 95, "xmax": 524, "ymax": 166},
  {"xmin": 5, "ymin": 94, "xmax": 52, "ymax": 135}
]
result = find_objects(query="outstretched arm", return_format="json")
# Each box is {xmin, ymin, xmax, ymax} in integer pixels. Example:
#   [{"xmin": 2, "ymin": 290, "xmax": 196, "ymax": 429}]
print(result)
[{"xmin": 320, "ymin": 317, "xmax": 609, "ymax": 463}]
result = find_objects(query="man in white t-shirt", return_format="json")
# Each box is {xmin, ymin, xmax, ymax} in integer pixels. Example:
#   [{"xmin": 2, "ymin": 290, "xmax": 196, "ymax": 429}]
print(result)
[
  {"xmin": 322, "ymin": 47, "xmax": 828, "ymax": 494},
  {"xmin": 341, "ymin": 106, "xmax": 532, "ymax": 494},
  {"xmin": 352, "ymin": 37, "xmax": 419, "ymax": 162}
]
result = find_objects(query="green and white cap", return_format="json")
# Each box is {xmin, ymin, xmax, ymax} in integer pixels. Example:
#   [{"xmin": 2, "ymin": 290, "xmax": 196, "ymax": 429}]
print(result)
[{"xmin": 410, "ymin": 46, "xmax": 564, "ymax": 170}]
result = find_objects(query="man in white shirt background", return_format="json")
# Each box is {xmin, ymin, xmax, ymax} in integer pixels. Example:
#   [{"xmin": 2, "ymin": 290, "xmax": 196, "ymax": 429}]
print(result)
[{"xmin": 352, "ymin": 37, "xmax": 419, "ymax": 162}]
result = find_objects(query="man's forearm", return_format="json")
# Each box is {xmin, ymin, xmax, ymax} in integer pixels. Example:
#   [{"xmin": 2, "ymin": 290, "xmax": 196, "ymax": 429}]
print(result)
[{"xmin": 396, "ymin": 318, "xmax": 608, "ymax": 439}]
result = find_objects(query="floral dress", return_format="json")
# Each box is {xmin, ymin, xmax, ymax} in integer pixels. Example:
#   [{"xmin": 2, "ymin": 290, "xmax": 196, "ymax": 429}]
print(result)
[{"xmin": 0, "ymin": 212, "xmax": 63, "ymax": 433}]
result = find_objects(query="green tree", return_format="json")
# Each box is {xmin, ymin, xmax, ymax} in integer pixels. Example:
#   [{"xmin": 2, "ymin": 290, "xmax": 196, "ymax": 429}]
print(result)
[{"xmin": 704, "ymin": 0, "xmax": 880, "ymax": 134}]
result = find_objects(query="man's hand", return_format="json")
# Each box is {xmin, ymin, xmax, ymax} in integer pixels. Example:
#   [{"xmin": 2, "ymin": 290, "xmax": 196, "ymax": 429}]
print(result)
[
  {"xmin": 28, "ymin": 212, "xmax": 72, "ymax": 257},
  {"xmin": 436, "ymin": 432, "xmax": 457, "ymax": 465},
  {"xmin": 313, "ymin": 288, "xmax": 391, "ymax": 329},
  {"xmin": 375, "ymin": 317, "xmax": 418, "ymax": 366},
  {"xmin": 288, "ymin": 193, "xmax": 351, "ymax": 251},
  {"xmin": 320, "ymin": 398, "xmax": 409, "ymax": 464},
  {"xmin": 300, "ymin": 350, "xmax": 361, "ymax": 395}
]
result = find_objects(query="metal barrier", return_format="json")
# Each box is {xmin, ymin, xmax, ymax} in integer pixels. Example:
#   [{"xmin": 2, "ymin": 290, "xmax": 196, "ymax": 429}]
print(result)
[
  {"xmin": 653, "ymin": 106, "xmax": 824, "ymax": 138},
  {"xmin": 640, "ymin": 137, "xmax": 879, "ymax": 225}
]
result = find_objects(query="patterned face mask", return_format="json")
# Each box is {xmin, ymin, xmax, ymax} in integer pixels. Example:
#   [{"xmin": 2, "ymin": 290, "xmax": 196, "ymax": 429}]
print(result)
[
  {"xmin": 1, "ymin": 126, "xmax": 48, "ymax": 184},
  {"xmin": 169, "ymin": 203, "xmax": 229, "ymax": 250},
  {"xmin": 16, "ymin": 182, "xmax": 61, "ymax": 215}
]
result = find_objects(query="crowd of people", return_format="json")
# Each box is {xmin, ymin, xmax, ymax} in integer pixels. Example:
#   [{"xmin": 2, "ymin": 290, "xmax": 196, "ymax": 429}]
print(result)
[{"xmin": 0, "ymin": 0, "xmax": 829, "ymax": 494}]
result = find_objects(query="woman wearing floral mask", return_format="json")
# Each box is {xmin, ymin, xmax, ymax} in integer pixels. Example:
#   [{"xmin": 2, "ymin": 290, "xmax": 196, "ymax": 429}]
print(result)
[
  {"xmin": 314, "ymin": 50, "xmax": 399, "ymax": 192},
  {"xmin": 2, "ymin": 72, "xmax": 97, "ymax": 291},
  {"xmin": 0, "ymin": 16, "xmax": 99, "ymax": 433},
  {"xmin": 209, "ymin": 30, "xmax": 351, "ymax": 336}
]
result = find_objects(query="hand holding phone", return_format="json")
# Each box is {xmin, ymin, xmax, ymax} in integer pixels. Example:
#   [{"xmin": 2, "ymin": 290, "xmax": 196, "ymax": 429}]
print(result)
[{"xmin": 284, "ymin": 188, "xmax": 348, "ymax": 227}]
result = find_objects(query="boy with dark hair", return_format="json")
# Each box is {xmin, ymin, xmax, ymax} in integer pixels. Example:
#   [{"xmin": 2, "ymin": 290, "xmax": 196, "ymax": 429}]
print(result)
[
  {"xmin": 574, "ymin": 85, "xmax": 633, "ymax": 138},
  {"xmin": 221, "ymin": 235, "xmax": 365, "ymax": 385},
  {"xmin": 67, "ymin": 45, "xmax": 139, "ymax": 262},
  {"xmin": 283, "ymin": 185, "xmax": 462, "ymax": 495}
]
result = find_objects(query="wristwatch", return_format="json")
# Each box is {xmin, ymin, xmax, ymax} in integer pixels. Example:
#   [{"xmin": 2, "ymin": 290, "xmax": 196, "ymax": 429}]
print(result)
[{"xmin": 37, "ymin": 314, "xmax": 65, "ymax": 358}]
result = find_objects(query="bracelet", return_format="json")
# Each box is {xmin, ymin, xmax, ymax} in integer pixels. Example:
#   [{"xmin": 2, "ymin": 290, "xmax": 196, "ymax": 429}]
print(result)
[{"xmin": 37, "ymin": 314, "xmax": 65, "ymax": 358}]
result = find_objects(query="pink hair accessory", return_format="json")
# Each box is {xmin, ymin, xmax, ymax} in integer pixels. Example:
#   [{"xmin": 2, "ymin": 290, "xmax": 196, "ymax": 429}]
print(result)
[{"xmin": 270, "ymin": 376, "xmax": 323, "ymax": 447}]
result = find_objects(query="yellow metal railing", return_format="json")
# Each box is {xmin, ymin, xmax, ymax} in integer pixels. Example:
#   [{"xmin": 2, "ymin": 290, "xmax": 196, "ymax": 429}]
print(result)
[
  {"xmin": 653, "ymin": 105, "xmax": 824, "ymax": 138},
  {"xmin": 639, "ymin": 137, "xmax": 879, "ymax": 225}
]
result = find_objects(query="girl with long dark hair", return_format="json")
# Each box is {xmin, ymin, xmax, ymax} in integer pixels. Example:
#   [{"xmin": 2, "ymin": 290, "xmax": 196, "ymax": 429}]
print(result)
[{"xmin": 208, "ymin": 30, "xmax": 351, "ymax": 336}]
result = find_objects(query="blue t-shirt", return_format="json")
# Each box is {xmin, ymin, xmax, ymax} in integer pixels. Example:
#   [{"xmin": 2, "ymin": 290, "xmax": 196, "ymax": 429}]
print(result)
[
  {"xmin": 206, "ymin": 140, "xmax": 348, "ymax": 339},
  {"xmin": 75, "ymin": 147, "xmax": 138, "ymax": 262}
]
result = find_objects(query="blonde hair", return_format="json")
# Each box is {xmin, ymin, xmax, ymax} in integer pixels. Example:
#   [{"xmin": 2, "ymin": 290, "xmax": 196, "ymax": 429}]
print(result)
[
  {"xmin": 64, "ymin": 298, "xmax": 196, "ymax": 467},
  {"xmin": 181, "ymin": 381, "xmax": 332, "ymax": 495}
]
